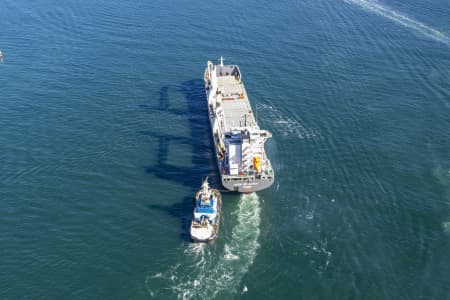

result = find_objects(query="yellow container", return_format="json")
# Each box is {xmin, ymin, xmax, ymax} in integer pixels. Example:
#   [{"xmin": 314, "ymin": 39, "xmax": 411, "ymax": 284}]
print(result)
[{"xmin": 253, "ymin": 156, "xmax": 261, "ymax": 172}]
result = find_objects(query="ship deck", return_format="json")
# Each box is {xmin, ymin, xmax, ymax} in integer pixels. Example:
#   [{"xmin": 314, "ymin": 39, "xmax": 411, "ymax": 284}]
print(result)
[{"xmin": 217, "ymin": 76, "xmax": 256, "ymax": 130}]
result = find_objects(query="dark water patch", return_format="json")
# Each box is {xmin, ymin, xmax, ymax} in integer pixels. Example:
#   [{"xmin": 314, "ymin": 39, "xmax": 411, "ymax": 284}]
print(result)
[
  {"xmin": 141, "ymin": 80, "xmax": 220, "ymax": 241},
  {"xmin": 141, "ymin": 79, "xmax": 219, "ymax": 189}
]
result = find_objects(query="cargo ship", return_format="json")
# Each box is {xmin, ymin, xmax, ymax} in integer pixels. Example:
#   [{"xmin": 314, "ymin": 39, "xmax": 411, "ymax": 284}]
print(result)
[{"xmin": 204, "ymin": 57, "xmax": 274, "ymax": 192}]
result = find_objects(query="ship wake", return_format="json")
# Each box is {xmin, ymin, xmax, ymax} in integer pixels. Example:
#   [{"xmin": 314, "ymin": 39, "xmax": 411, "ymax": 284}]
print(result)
[
  {"xmin": 344, "ymin": 0, "xmax": 450, "ymax": 47},
  {"xmin": 146, "ymin": 193, "xmax": 261, "ymax": 299},
  {"xmin": 256, "ymin": 103, "xmax": 320, "ymax": 140}
]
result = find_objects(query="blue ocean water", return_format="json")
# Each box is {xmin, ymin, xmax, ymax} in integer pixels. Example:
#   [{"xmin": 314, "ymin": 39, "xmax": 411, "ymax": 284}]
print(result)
[{"xmin": 1, "ymin": 0, "xmax": 450, "ymax": 299}]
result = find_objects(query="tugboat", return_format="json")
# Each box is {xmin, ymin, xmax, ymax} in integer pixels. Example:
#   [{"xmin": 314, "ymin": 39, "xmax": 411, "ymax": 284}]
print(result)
[{"xmin": 190, "ymin": 177, "xmax": 222, "ymax": 242}]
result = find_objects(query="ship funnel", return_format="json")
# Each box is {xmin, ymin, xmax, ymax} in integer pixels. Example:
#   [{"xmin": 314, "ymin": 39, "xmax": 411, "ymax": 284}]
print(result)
[{"xmin": 220, "ymin": 56, "xmax": 224, "ymax": 67}]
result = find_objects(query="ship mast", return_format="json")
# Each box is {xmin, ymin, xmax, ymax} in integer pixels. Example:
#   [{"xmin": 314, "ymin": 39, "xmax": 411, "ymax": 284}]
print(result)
[{"xmin": 201, "ymin": 177, "xmax": 210, "ymax": 201}]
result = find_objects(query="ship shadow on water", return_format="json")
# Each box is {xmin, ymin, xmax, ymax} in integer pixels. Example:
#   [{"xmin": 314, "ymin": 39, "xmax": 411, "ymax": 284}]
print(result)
[{"xmin": 140, "ymin": 79, "xmax": 220, "ymax": 241}]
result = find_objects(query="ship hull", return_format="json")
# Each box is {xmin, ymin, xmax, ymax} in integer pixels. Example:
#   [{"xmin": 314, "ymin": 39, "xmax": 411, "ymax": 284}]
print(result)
[
  {"xmin": 204, "ymin": 59, "xmax": 274, "ymax": 193},
  {"xmin": 221, "ymin": 177, "xmax": 274, "ymax": 193},
  {"xmin": 205, "ymin": 89, "xmax": 274, "ymax": 193}
]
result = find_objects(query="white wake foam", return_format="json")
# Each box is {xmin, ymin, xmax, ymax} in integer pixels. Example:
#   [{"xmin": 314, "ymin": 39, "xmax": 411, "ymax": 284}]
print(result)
[
  {"xmin": 442, "ymin": 221, "xmax": 450, "ymax": 233},
  {"xmin": 344, "ymin": 0, "xmax": 450, "ymax": 47},
  {"xmin": 146, "ymin": 193, "xmax": 261, "ymax": 299},
  {"xmin": 433, "ymin": 165, "xmax": 450, "ymax": 235},
  {"xmin": 256, "ymin": 103, "xmax": 319, "ymax": 140}
]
